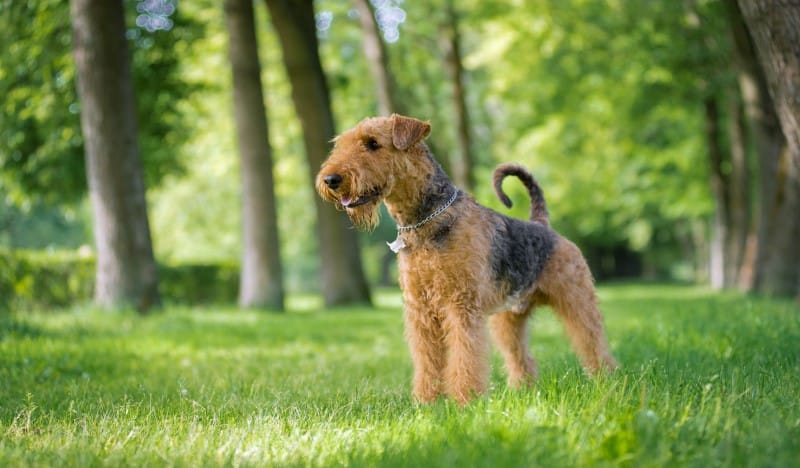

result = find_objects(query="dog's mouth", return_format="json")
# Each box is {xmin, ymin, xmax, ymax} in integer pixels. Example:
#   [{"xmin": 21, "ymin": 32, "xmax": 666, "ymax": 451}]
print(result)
[{"xmin": 340, "ymin": 187, "xmax": 382, "ymax": 208}]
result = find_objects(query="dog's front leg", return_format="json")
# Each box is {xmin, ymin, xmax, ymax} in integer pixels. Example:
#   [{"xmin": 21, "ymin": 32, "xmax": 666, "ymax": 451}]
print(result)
[
  {"xmin": 442, "ymin": 306, "xmax": 490, "ymax": 404},
  {"xmin": 404, "ymin": 300, "xmax": 446, "ymax": 403}
]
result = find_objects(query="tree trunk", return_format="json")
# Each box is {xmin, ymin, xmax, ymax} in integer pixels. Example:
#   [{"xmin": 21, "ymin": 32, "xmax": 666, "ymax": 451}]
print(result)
[
  {"xmin": 724, "ymin": 96, "xmax": 750, "ymax": 288},
  {"xmin": 729, "ymin": 0, "xmax": 800, "ymax": 296},
  {"xmin": 439, "ymin": 0, "xmax": 475, "ymax": 191},
  {"xmin": 353, "ymin": 0, "xmax": 398, "ymax": 116},
  {"xmin": 707, "ymin": 96, "xmax": 753, "ymax": 291},
  {"xmin": 705, "ymin": 98, "xmax": 729, "ymax": 290},
  {"xmin": 264, "ymin": 0, "xmax": 371, "ymax": 307},
  {"xmin": 736, "ymin": 0, "xmax": 800, "ymax": 164},
  {"xmin": 752, "ymin": 145, "xmax": 800, "ymax": 296},
  {"xmin": 70, "ymin": 0, "xmax": 160, "ymax": 312},
  {"xmin": 225, "ymin": 0, "xmax": 285, "ymax": 310}
]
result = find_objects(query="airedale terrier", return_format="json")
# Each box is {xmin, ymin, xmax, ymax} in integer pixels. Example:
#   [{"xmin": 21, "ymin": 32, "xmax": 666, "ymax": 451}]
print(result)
[{"xmin": 316, "ymin": 114, "xmax": 618, "ymax": 404}]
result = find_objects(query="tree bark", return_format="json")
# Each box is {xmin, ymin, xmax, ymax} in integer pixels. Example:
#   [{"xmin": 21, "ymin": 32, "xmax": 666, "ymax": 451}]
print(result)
[
  {"xmin": 705, "ymin": 98, "xmax": 730, "ymax": 290},
  {"xmin": 725, "ymin": 96, "xmax": 751, "ymax": 288},
  {"xmin": 264, "ymin": 0, "xmax": 371, "ymax": 307},
  {"xmin": 225, "ymin": 0, "xmax": 285, "ymax": 310},
  {"xmin": 729, "ymin": 0, "xmax": 800, "ymax": 296},
  {"xmin": 439, "ymin": 0, "xmax": 475, "ymax": 191},
  {"xmin": 736, "ymin": 0, "xmax": 800, "ymax": 164},
  {"xmin": 753, "ymin": 145, "xmax": 800, "ymax": 296},
  {"xmin": 70, "ymin": 0, "xmax": 160, "ymax": 312}
]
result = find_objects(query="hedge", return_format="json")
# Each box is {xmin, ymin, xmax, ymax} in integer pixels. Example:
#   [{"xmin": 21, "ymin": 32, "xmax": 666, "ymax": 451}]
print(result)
[
  {"xmin": 0, "ymin": 249, "xmax": 239, "ymax": 312},
  {"xmin": 158, "ymin": 262, "xmax": 239, "ymax": 306}
]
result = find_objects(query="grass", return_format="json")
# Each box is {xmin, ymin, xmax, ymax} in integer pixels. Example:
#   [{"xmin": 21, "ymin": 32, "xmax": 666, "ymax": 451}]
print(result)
[{"xmin": 1, "ymin": 284, "xmax": 799, "ymax": 467}]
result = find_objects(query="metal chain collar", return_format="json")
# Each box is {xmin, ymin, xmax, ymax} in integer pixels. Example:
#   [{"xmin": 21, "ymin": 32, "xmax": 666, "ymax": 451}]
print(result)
[{"xmin": 396, "ymin": 188, "xmax": 459, "ymax": 232}]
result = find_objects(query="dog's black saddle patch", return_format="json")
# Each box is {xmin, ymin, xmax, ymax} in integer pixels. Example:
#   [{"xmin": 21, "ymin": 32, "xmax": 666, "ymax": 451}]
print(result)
[{"xmin": 489, "ymin": 214, "xmax": 556, "ymax": 296}]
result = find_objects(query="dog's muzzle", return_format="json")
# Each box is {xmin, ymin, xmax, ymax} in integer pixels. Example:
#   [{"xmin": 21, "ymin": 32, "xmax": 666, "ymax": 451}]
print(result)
[
  {"xmin": 323, "ymin": 174, "xmax": 343, "ymax": 190},
  {"xmin": 340, "ymin": 187, "xmax": 382, "ymax": 208}
]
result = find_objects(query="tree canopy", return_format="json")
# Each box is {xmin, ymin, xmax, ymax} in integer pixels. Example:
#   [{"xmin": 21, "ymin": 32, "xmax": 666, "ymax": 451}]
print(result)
[{"xmin": 0, "ymin": 0, "xmax": 202, "ymax": 205}]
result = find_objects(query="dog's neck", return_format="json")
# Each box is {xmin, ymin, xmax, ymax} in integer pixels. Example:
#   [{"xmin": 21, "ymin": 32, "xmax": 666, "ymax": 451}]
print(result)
[{"xmin": 384, "ymin": 149, "xmax": 459, "ymax": 231}]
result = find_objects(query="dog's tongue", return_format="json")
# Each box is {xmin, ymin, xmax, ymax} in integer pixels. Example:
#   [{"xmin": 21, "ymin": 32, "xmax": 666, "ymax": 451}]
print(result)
[{"xmin": 340, "ymin": 196, "xmax": 354, "ymax": 207}]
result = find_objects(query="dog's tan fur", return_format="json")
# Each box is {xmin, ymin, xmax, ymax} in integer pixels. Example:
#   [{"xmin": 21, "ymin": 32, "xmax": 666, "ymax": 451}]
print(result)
[{"xmin": 317, "ymin": 114, "xmax": 617, "ymax": 404}]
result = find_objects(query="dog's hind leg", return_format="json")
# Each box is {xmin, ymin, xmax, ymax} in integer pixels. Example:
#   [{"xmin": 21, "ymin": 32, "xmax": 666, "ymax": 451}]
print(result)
[
  {"xmin": 489, "ymin": 309, "xmax": 538, "ymax": 388},
  {"xmin": 538, "ymin": 240, "xmax": 618, "ymax": 374}
]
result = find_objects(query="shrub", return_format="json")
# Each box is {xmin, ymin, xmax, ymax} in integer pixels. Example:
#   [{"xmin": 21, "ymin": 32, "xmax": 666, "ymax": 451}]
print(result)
[
  {"xmin": 158, "ymin": 262, "xmax": 239, "ymax": 306},
  {"xmin": 0, "ymin": 248, "xmax": 94, "ymax": 311},
  {"xmin": 0, "ymin": 249, "xmax": 240, "ymax": 311}
]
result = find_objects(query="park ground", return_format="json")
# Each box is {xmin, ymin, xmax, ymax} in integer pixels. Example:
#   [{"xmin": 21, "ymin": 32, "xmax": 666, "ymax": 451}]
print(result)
[{"xmin": 1, "ymin": 283, "xmax": 799, "ymax": 466}]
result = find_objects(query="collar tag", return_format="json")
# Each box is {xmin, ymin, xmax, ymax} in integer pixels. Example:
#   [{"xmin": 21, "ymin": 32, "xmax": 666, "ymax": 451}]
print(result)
[{"xmin": 387, "ymin": 235, "xmax": 406, "ymax": 253}]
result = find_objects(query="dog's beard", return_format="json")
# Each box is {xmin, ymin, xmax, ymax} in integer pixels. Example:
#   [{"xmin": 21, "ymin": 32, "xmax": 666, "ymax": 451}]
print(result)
[
  {"xmin": 316, "ymin": 187, "xmax": 339, "ymax": 207},
  {"xmin": 346, "ymin": 203, "xmax": 381, "ymax": 231}
]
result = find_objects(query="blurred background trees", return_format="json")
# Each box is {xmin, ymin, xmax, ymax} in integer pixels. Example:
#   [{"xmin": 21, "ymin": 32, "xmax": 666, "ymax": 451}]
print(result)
[
  {"xmin": 1, "ymin": 0, "xmax": 798, "ymax": 310},
  {"xmin": 224, "ymin": 0, "xmax": 285, "ymax": 310},
  {"xmin": 265, "ymin": 0, "xmax": 371, "ymax": 307}
]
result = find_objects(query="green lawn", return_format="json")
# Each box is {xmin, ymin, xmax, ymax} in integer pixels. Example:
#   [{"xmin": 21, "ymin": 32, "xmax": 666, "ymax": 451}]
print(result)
[{"xmin": 1, "ymin": 284, "xmax": 798, "ymax": 466}]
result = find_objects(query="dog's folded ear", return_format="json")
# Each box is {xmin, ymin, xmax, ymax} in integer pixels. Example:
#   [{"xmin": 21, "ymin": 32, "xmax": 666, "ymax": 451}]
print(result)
[{"xmin": 391, "ymin": 114, "xmax": 431, "ymax": 150}]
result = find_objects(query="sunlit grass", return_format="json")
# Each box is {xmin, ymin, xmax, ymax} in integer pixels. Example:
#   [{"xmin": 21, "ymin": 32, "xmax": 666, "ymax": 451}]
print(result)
[{"xmin": 1, "ymin": 284, "xmax": 798, "ymax": 466}]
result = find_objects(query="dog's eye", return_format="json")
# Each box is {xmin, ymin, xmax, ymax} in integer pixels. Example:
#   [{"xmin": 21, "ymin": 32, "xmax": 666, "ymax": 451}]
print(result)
[{"xmin": 364, "ymin": 138, "xmax": 381, "ymax": 152}]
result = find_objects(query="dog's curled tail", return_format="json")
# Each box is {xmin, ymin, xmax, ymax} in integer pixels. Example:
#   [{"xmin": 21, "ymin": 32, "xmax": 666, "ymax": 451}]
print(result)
[{"xmin": 493, "ymin": 163, "xmax": 549, "ymax": 225}]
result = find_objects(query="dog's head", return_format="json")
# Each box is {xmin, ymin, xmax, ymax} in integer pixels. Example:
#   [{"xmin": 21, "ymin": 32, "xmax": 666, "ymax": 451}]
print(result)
[{"xmin": 316, "ymin": 114, "xmax": 432, "ymax": 230}]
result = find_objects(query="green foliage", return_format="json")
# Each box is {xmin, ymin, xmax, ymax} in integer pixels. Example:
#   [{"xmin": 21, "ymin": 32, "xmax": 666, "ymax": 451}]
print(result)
[
  {"xmin": 0, "ymin": 0, "xmax": 204, "ymax": 205},
  {"xmin": 0, "ymin": 249, "xmax": 240, "ymax": 311},
  {"xmin": 464, "ymin": 0, "xmax": 731, "ymax": 247},
  {"xmin": 0, "ymin": 0, "xmax": 83, "ymax": 204},
  {"xmin": 1, "ymin": 285, "xmax": 798, "ymax": 465},
  {"xmin": 0, "ymin": 249, "xmax": 94, "ymax": 311},
  {"xmin": 158, "ymin": 262, "xmax": 239, "ymax": 306},
  {"xmin": 0, "ymin": 199, "xmax": 89, "ymax": 249}
]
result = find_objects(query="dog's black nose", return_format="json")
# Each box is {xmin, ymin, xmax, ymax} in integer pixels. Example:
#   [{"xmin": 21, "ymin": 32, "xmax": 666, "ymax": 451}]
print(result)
[{"xmin": 323, "ymin": 174, "xmax": 343, "ymax": 190}]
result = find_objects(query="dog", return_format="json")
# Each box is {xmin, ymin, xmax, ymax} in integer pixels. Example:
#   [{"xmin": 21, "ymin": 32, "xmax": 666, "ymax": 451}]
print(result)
[{"xmin": 316, "ymin": 114, "xmax": 617, "ymax": 403}]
